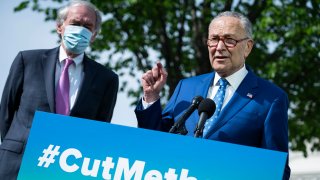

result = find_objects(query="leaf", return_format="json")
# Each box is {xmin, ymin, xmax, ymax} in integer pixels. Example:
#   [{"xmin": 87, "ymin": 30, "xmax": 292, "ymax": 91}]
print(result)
[{"xmin": 14, "ymin": 1, "xmax": 30, "ymax": 12}]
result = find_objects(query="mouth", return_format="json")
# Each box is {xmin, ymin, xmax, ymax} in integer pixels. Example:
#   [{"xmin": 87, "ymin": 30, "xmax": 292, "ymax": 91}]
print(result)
[{"xmin": 214, "ymin": 55, "xmax": 229, "ymax": 60}]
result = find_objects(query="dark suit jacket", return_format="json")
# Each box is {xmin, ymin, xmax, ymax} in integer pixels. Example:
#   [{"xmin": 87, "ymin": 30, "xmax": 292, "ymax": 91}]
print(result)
[
  {"xmin": 135, "ymin": 70, "xmax": 290, "ymax": 179},
  {"xmin": 0, "ymin": 47, "xmax": 118, "ymax": 179}
]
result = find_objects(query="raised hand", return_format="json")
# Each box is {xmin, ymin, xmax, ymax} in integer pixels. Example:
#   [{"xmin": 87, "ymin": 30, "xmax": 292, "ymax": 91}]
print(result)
[{"xmin": 141, "ymin": 62, "xmax": 168, "ymax": 103}]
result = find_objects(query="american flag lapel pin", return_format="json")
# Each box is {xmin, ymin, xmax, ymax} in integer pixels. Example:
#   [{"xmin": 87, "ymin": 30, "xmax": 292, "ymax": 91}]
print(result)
[{"xmin": 247, "ymin": 93, "xmax": 253, "ymax": 99}]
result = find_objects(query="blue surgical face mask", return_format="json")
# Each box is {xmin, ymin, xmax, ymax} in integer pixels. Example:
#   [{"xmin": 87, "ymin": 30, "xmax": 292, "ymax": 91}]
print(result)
[{"xmin": 62, "ymin": 25, "xmax": 93, "ymax": 54}]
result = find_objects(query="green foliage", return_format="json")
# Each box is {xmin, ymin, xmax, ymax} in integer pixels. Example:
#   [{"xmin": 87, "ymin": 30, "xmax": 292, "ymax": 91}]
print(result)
[
  {"xmin": 14, "ymin": 1, "xmax": 29, "ymax": 12},
  {"xmin": 15, "ymin": 0, "xmax": 320, "ymax": 155}
]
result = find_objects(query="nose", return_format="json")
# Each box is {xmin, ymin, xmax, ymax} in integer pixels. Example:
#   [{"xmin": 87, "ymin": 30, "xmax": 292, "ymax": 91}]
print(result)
[{"xmin": 216, "ymin": 39, "xmax": 226, "ymax": 50}]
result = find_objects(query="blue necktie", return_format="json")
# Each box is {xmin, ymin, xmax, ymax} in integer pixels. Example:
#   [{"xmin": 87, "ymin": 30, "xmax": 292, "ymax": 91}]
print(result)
[{"xmin": 203, "ymin": 78, "xmax": 228, "ymax": 136}]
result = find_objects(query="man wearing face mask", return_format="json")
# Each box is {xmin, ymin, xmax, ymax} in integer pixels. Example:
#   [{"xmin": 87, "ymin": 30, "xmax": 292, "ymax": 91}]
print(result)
[{"xmin": 0, "ymin": 1, "xmax": 118, "ymax": 179}]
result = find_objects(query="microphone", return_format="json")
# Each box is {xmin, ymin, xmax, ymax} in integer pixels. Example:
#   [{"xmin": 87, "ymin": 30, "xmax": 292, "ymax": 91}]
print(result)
[
  {"xmin": 194, "ymin": 98, "xmax": 216, "ymax": 138},
  {"xmin": 169, "ymin": 96, "xmax": 204, "ymax": 135}
]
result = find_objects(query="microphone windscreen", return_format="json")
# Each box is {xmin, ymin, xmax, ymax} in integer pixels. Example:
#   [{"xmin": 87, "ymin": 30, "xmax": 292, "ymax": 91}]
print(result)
[
  {"xmin": 198, "ymin": 98, "xmax": 216, "ymax": 117},
  {"xmin": 191, "ymin": 96, "xmax": 204, "ymax": 107}
]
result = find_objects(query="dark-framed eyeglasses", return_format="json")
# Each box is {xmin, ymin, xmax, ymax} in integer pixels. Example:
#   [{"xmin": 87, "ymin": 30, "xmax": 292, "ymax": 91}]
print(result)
[{"xmin": 207, "ymin": 37, "xmax": 249, "ymax": 48}]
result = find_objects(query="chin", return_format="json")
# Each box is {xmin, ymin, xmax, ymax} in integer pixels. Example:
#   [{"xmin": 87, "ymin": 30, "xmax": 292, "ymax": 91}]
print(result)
[
  {"xmin": 213, "ymin": 64, "xmax": 226, "ymax": 71},
  {"xmin": 213, "ymin": 67, "xmax": 229, "ymax": 77}
]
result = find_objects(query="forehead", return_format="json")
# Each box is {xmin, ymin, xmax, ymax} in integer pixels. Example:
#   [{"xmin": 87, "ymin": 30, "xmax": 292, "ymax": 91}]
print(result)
[
  {"xmin": 208, "ymin": 16, "xmax": 246, "ymax": 37},
  {"xmin": 66, "ymin": 5, "xmax": 96, "ymax": 23}
]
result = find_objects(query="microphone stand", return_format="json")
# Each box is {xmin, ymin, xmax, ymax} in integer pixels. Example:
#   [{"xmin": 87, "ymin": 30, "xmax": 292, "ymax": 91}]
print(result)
[
  {"xmin": 194, "ymin": 127, "xmax": 203, "ymax": 138},
  {"xmin": 169, "ymin": 124, "xmax": 188, "ymax": 135},
  {"xmin": 168, "ymin": 96, "xmax": 204, "ymax": 136},
  {"xmin": 194, "ymin": 114, "xmax": 207, "ymax": 138}
]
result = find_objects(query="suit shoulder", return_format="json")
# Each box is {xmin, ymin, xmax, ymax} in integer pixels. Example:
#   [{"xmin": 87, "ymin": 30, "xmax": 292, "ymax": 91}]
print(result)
[
  {"xmin": 86, "ymin": 59, "xmax": 118, "ymax": 79},
  {"xmin": 12, "ymin": 47, "xmax": 58, "ymax": 66},
  {"xmin": 181, "ymin": 72, "xmax": 213, "ymax": 83},
  {"xmin": 256, "ymin": 75, "xmax": 287, "ymax": 97},
  {"xmin": 17, "ymin": 47, "xmax": 59, "ymax": 61},
  {"xmin": 19, "ymin": 47, "xmax": 58, "ymax": 56}
]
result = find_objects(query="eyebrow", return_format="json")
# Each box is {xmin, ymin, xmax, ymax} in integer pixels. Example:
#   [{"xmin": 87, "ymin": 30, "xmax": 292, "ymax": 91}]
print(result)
[
  {"xmin": 209, "ymin": 34, "xmax": 236, "ymax": 38},
  {"xmin": 69, "ymin": 19, "xmax": 95, "ymax": 29}
]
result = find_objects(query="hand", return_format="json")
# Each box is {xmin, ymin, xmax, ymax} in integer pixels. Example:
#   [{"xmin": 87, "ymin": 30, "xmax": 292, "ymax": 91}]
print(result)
[{"xmin": 141, "ymin": 62, "xmax": 168, "ymax": 103}]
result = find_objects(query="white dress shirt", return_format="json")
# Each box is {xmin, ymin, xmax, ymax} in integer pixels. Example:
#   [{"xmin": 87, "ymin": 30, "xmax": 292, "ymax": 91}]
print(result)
[
  {"xmin": 208, "ymin": 65, "xmax": 248, "ymax": 109},
  {"xmin": 55, "ymin": 46, "xmax": 84, "ymax": 109}
]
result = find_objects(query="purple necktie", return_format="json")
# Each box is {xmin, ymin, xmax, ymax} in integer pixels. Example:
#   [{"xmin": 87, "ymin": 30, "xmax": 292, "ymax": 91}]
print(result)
[{"xmin": 56, "ymin": 58, "xmax": 74, "ymax": 115}]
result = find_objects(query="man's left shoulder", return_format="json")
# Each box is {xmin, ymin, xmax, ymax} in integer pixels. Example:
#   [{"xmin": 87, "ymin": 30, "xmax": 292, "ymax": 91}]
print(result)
[
  {"xmin": 255, "ymin": 74, "xmax": 287, "ymax": 97},
  {"xmin": 85, "ymin": 58, "xmax": 118, "ymax": 78}
]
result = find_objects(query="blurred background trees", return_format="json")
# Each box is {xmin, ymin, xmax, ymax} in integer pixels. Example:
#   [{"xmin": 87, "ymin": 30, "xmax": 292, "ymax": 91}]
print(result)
[{"xmin": 14, "ymin": 0, "xmax": 320, "ymax": 155}]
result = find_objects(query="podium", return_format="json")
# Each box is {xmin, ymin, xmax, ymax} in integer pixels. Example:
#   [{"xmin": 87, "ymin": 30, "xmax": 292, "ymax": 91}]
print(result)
[{"xmin": 18, "ymin": 111, "xmax": 286, "ymax": 179}]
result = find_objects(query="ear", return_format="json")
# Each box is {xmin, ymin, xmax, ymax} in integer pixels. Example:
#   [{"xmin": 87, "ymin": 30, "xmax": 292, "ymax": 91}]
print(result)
[
  {"xmin": 56, "ymin": 23, "xmax": 63, "ymax": 35},
  {"xmin": 90, "ymin": 31, "xmax": 97, "ymax": 43},
  {"xmin": 244, "ymin": 39, "xmax": 254, "ymax": 58}
]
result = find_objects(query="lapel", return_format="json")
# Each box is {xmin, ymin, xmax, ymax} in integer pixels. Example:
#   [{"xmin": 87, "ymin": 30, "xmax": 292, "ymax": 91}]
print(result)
[
  {"xmin": 195, "ymin": 73, "xmax": 215, "ymax": 98},
  {"xmin": 70, "ymin": 55, "xmax": 98, "ymax": 115},
  {"xmin": 42, "ymin": 47, "xmax": 59, "ymax": 113},
  {"xmin": 204, "ymin": 70, "xmax": 258, "ymax": 138},
  {"xmin": 188, "ymin": 73, "xmax": 215, "ymax": 127}
]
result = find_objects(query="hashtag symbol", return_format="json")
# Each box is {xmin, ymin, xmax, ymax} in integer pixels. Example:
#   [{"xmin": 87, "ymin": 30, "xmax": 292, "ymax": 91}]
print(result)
[{"xmin": 38, "ymin": 144, "xmax": 61, "ymax": 168}]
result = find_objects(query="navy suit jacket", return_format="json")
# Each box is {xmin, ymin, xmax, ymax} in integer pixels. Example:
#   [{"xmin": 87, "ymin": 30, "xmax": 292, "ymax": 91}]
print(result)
[
  {"xmin": 135, "ymin": 70, "xmax": 290, "ymax": 179},
  {"xmin": 0, "ymin": 47, "xmax": 118, "ymax": 179}
]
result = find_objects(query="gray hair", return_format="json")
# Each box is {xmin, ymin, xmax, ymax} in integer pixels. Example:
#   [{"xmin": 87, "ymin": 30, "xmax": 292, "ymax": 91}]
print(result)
[
  {"xmin": 210, "ymin": 11, "xmax": 253, "ymax": 39},
  {"xmin": 56, "ymin": 0, "xmax": 102, "ymax": 33}
]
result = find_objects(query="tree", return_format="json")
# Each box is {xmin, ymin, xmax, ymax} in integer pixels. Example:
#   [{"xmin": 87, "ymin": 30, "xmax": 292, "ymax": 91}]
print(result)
[{"xmin": 14, "ymin": 0, "xmax": 320, "ymax": 155}]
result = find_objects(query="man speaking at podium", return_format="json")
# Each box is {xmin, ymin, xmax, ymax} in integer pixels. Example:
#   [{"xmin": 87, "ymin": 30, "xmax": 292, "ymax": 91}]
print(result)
[
  {"xmin": 0, "ymin": 1, "xmax": 118, "ymax": 179},
  {"xmin": 135, "ymin": 11, "xmax": 290, "ymax": 179}
]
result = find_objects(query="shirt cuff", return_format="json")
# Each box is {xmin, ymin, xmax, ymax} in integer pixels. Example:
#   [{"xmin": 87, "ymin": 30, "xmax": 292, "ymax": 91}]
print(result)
[{"xmin": 141, "ymin": 97, "xmax": 158, "ymax": 110}]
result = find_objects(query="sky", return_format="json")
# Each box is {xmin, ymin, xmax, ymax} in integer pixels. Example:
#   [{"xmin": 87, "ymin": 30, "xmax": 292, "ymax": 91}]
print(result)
[
  {"xmin": 0, "ymin": 1, "xmax": 137, "ymax": 127},
  {"xmin": 1, "ymin": 0, "xmax": 319, "ymax": 176}
]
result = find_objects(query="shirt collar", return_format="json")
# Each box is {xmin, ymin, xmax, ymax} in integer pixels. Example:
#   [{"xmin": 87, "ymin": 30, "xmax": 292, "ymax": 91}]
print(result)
[
  {"xmin": 59, "ymin": 46, "xmax": 84, "ymax": 66},
  {"xmin": 213, "ymin": 65, "xmax": 248, "ymax": 90}
]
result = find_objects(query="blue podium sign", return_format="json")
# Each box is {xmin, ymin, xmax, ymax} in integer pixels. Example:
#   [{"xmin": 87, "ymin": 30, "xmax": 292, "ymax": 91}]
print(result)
[{"xmin": 18, "ymin": 111, "xmax": 286, "ymax": 179}]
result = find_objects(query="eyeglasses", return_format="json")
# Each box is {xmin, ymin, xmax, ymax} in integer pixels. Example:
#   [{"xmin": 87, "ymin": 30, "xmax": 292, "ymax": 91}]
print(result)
[{"xmin": 207, "ymin": 37, "xmax": 249, "ymax": 48}]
